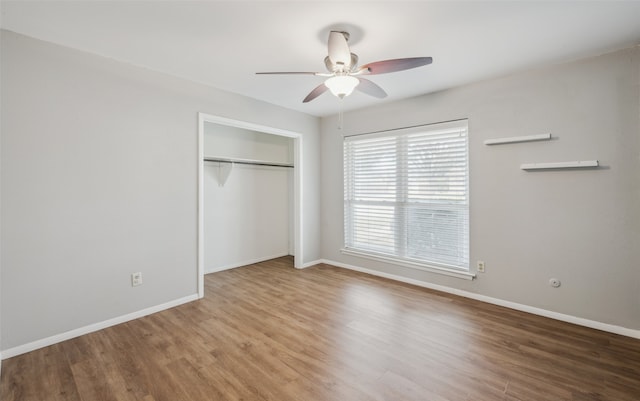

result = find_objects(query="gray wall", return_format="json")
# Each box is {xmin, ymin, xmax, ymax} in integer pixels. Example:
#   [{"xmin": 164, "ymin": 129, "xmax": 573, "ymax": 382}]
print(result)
[
  {"xmin": 0, "ymin": 31, "xmax": 320, "ymax": 351},
  {"xmin": 320, "ymin": 47, "xmax": 640, "ymax": 330}
]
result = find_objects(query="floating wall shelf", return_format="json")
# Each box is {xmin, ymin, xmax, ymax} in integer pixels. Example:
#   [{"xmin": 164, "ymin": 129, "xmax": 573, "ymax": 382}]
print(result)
[
  {"xmin": 484, "ymin": 133, "xmax": 552, "ymax": 145},
  {"xmin": 520, "ymin": 160, "xmax": 599, "ymax": 171}
]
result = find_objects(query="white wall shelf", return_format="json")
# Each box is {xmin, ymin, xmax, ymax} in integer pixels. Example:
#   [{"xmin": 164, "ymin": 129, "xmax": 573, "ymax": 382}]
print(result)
[
  {"xmin": 521, "ymin": 160, "xmax": 599, "ymax": 171},
  {"xmin": 484, "ymin": 133, "xmax": 551, "ymax": 145}
]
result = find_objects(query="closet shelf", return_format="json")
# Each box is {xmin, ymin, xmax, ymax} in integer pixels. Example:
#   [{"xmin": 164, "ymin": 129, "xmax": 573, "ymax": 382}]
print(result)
[{"xmin": 204, "ymin": 157, "xmax": 293, "ymax": 168}]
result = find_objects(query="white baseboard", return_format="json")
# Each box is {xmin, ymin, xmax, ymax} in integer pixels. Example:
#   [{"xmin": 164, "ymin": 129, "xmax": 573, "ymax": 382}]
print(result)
[
  {"xmin": 205, "ymin": 253, "xmax": 290, "ymax": 274},
  {"xmin": 5, "ymin": 260, "xmax": 636, "ymax": 361},
  {"xmin": 321, "ymin": 259, "xmax": 640, "ymax": 340},
  {"xmin": 1, "ymin": 293, "xmax": 199, "ymax": 360},
  {"xmin": 300, "ymin": 259, "xmax": 323, "ymax": 269}
]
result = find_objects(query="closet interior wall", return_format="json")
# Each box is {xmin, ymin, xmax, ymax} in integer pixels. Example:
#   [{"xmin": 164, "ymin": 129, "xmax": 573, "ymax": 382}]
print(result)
[{"xmin": 203, "ymin": 123, "xmax": 294, "ymax": 273}]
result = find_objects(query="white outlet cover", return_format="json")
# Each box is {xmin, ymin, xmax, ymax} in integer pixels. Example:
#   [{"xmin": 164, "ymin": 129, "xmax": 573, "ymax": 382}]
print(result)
[{"xmin": 131, "ymin": 272, "xmax": 143, "ymax": 287}]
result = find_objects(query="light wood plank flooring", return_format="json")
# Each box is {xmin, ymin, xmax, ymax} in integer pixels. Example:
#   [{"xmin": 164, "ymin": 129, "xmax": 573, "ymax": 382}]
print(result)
[{"xmin": 2, "ymin": 256, "xmax": 639, "ymax": 400}]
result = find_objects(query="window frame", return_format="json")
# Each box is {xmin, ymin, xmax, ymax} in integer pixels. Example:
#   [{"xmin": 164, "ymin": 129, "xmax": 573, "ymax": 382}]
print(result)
[{"xmin": 342, "ymin": 119, "xmax": 474, "ymax": 280}]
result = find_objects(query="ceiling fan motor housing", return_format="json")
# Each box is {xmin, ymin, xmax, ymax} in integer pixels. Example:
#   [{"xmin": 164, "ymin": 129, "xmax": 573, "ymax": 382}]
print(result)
[{"xmin": 324, "ymin": 53, "xmax": 359, "ymax": 73}]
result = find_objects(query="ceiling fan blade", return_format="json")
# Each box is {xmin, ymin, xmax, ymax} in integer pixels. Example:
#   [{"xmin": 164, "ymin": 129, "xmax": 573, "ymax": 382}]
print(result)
[
  {"xmin": 355, "ymin": 78, "xmax": 387, "ymax": 99},
  {"xmin": 328, "ymin": 31, "xmax": 351, "ymax": 67},
  {"xmin": 303, "ymin": 84, "xmax": 329, "ymax": 103},
  {"xmin": 256, "ymin": 72, "xmax": 319, "ymax": 75},
  {"xmin": 359, "ymin": 57, "xmax": 433, "ymax": 75}
]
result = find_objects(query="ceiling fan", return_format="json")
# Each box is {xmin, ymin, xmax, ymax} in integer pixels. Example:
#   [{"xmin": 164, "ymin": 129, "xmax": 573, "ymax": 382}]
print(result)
[{"xmin": 256, "ymin": 31, "xmax": 433, "ymax": 103}]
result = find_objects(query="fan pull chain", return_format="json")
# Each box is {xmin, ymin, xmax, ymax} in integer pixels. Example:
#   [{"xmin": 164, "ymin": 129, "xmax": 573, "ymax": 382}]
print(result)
[{"xmin": 338, "ymin": 99, "xmax": 344, "ymax": 130}]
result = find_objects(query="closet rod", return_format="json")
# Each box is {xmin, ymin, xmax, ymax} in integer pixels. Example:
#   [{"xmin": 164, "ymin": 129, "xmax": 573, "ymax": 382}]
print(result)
[{"xmin": 204, "ymin": 157, "xmax": 294, "ymax": 168}]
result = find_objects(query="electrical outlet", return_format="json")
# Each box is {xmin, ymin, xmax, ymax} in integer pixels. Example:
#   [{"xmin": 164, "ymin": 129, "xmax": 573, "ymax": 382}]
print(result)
[
  {"xmin": 477, "ymin": 261, "xmax": 485, "ymax": 273},
  {"xmin": 131, "ymin": 272, "xmax": 143, "ymax": 287},
  {"xmin": 549, "ymin": 278, "xmax": 561, "ymax": 288}
]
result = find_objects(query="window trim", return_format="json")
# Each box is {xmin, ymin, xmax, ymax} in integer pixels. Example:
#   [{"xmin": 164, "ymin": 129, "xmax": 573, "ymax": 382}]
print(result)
[
  {"xmin": 343, "ymin": 119, "xmax": 472, "ymax": 280},
  {"xmin": 340, "ymin": 247, "xmax": 476, "ymax": 280}
]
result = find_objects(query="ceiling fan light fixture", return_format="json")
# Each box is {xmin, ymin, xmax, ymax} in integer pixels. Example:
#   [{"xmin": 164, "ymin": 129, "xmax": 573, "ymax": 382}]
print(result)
[{"xmin": 325, "ymin": 75, "xmax": 359, "ymax": 99}]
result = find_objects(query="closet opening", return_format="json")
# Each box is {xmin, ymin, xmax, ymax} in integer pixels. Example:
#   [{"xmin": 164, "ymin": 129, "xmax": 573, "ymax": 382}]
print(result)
[{"xmin": 197, "ymin": 113, "xmax": 303, "ymax": 298}]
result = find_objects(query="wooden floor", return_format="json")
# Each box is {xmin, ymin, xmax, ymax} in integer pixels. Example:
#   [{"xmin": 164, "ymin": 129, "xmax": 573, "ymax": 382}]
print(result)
[{"xmin": 2, "ymin": 257, "xmax": 639, "ymax": 400}]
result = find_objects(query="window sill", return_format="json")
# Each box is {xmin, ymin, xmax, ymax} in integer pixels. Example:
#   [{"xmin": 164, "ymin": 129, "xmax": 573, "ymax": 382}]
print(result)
[{"xmin": 340, "ymin": 248, "xmax": 476, "ymax": 281}]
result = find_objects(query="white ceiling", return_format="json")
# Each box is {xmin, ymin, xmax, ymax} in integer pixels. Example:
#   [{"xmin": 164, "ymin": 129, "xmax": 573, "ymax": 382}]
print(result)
[{"xmin": 2, "ymin": 1, "xmax": 640, "ymax": 117}]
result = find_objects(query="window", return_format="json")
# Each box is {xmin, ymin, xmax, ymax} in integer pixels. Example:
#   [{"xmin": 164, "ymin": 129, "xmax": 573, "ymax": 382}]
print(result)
[{"xmin": 343, "ymin": 120, "xmax": 469, "ymax": 274}]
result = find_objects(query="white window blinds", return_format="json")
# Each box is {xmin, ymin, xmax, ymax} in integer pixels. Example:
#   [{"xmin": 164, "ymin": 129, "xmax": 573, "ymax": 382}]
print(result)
[{"xmin": 344, "ymin": 120, "xmax": 469, "ymax": 271}]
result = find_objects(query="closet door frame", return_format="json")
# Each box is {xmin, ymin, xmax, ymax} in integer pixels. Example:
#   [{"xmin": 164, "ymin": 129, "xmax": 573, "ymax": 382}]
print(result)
[{"xmin": 197, "ymin": 113, "xmax": 303, "ymax": 298}]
